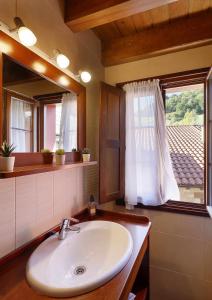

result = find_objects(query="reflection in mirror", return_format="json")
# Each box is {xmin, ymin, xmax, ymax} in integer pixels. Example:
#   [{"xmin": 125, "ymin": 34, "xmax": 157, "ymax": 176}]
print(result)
[{"xmin": 2, "ymin": 54, "xmax": 77, "ymax": 152}]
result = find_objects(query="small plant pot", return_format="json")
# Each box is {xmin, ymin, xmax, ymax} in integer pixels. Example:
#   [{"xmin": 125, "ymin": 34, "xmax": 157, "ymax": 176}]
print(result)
[
  {"xmin": 55, "ymin": 154, "xmax": 66, "ymax": 165},
  {"xmin": 70, "ymin": 151, "xmax": 81, "ymax": 162},
  {"xmin": 42, "ymin": 153, "xmax": 53, "ymax": 164},
  {"xmin": 82, "ymin": 153, "xmax": 90, "ymax": 162},
  {"xmin": 0, "ymin": 156, "xmax": 15, "ymax": 172}
]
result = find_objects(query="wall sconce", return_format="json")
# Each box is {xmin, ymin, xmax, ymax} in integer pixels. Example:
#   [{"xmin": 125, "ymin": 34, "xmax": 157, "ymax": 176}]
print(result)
[
  {"xmin": 80, "ymin": 71, "xmax": 92, "ymax": 83},
  {"xmin": 10, "ymin": 17, "xmax": 37, "ymax": 47},
  {"xmin": 53, "ymin": 49, "xmax": 70, "ymax": 69}
]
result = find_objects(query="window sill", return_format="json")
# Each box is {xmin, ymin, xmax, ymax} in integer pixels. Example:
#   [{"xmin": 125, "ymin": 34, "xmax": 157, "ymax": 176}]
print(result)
[
  {"xmin": 207, "ymin": 206, "xmax": 212, "ymax": 218},
  {"xmin": 116, "ymin": 199, "xmax": 210, "ymax": 217}
]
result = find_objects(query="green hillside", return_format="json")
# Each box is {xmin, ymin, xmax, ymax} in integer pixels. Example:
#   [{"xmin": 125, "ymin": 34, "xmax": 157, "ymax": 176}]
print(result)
[{"xmin": 166, "ymin": 89, "xmax": 204, "ymax": 126}]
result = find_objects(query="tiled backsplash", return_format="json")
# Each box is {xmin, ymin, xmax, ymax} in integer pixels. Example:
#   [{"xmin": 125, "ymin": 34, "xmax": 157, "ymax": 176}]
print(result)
[{"xmin": 0, "ymin": 168, "xmax": 86, "ymax": 259}]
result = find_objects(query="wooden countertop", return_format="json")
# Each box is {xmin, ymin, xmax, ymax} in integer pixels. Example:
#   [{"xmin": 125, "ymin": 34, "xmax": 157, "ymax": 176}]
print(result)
[{"xmin": 0, "ymin": 210, "xmax": 151, "ymax": 300}]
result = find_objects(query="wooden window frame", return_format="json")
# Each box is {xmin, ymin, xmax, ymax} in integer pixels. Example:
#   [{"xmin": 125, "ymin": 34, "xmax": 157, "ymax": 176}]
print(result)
[
  {"xmin": 4, "ymin": 90, "xmax": 36, "ymax": 152},
  {"xmin": 35, "ymin": 92, "xmax": 63, "ymax": 151},
  {"xmin": 117, "ymin": 68, "xmax": 210, "ymax": 217}
]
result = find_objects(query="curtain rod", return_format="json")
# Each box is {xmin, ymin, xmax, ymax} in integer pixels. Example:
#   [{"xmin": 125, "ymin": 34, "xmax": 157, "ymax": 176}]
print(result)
[
  {"xmin": 116, "ymin": 67, "xmax": 210, "ymax": 87},
  {"xmin": 3, "ymin": 87, "xmax": 37, "ymax": 102}
]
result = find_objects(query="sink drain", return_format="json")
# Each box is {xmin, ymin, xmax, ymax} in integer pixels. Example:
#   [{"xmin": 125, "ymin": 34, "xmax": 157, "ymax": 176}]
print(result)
[{"xmin": 74, "ymin": 265, "xmax": 86, "ymax": 275}]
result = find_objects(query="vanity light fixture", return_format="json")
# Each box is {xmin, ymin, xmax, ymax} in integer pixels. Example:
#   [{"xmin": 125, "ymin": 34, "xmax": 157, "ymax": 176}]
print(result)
[
  {"xmin": 10, "ymin": 17, "xmax": 37, "ymax": 47},
  {"xmin": 79, "ymin": 71, "xmax": 92, "ymax": 83},
  {"xmin": 53, "ymin": 49, "xmax": 70, "ymax": 69}
]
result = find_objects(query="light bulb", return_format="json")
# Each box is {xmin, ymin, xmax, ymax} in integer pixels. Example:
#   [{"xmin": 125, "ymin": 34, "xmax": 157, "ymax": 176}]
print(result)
[
  {"xmin": 18, "ymin": 26, "xmax": 37, "ymax": 46},
  {"xmin": 58, "ymin": 76, "xmax": 70, "ymax": 86},
  {"xmin": 80, "ymin": 71, "xmax": 91, "ymax": 83},
  {"xmin": 56, "ymin": 53, "xmax": 70, "ymax": 69},
  {"xmin": 32, "ymin": 62, "xmax": 46, "ymax": 74}
]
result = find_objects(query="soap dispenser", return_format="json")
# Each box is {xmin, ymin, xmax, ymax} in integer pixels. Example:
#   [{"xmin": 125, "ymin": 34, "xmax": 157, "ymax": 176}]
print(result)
[{"xmin": 88, "ymin": 195, "xmax": 96, "ymax": 217}]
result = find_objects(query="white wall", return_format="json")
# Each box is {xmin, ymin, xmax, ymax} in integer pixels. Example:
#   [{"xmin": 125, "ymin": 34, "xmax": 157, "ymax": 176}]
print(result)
[{"xmin": 105, "ymin": 45, "xmax": 212, "ymax": 85}]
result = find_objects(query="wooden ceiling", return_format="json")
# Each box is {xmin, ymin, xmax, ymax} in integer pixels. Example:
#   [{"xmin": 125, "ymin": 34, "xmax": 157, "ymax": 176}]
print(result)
[
  {"xmin": 92, "ymin": 0, "xmax": 212, "ymax": 41},
  {"xmin": 65, "ymin": 0, "xmax": 212, "ymax": 66}
]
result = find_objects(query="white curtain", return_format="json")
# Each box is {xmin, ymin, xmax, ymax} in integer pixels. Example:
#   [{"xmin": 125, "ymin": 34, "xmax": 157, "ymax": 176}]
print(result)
[
  {"xmin": 123, "ymin": 80, "xmax": 179, "ymax": 206},
  {"xmin": 10, "ymin": 97, "xmax": 31, "ymax": 152},
  {"xmin": 59, "ymin": 93, "xmax": 77, "ymax": 151}
]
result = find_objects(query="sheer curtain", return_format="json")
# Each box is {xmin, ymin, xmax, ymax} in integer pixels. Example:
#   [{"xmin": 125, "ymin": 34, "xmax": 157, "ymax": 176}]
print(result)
[
  {"xmin": 123, "ymin": 80, "xmax": 179, "ymax": 206},
  {"xmin": 10, "ymin": 97, "xmax": 31, "ymax": 152},
  {"xmin": 59, "ymin": 93, "xmax": 77, "ymax": 151}
]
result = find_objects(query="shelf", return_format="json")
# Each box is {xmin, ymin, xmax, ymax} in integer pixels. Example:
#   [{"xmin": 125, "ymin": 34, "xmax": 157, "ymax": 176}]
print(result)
[{"xmin": 0, "ymin": 161, "xmax": 97, "ymax": 179}]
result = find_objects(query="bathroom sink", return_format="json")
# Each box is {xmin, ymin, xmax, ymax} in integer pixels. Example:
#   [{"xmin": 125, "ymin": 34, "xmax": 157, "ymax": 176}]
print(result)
[{"xmin": 26, "ymin": 220, "xmax": 133, "ymax": 297}]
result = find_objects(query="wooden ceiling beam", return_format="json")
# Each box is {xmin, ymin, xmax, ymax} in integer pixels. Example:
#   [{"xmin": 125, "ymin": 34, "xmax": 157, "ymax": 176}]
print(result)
[
  {"xmin": 65, "ymin": 0, "xmax": 177, "ymax": 32},
  {"xmin": 102, "ymin": 10, "xmax": 212, "ymax": 66}
]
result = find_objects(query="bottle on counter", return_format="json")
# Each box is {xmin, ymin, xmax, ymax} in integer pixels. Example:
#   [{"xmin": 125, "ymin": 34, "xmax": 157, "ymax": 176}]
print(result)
[{"xmin": 88, "ymin": 195, "xmax": 96, "ymax": 217}]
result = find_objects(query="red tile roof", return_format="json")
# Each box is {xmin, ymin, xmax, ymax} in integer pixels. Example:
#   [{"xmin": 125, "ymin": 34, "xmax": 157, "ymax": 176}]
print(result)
[{"xmin": 167, "ymin": 125, "xmax": 204, "ymax": 187}]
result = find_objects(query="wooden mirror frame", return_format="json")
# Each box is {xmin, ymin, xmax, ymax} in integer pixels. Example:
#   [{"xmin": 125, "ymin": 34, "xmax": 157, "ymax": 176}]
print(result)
[{"xmin": 0, "ymin": 31, "xmax": 86, "ymax": 156}]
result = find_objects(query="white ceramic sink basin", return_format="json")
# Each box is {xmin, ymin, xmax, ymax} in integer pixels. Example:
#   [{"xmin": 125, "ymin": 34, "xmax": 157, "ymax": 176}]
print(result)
[{"xmin": 26, "ymin": 220, "xmax": 133, "ymax": 297}]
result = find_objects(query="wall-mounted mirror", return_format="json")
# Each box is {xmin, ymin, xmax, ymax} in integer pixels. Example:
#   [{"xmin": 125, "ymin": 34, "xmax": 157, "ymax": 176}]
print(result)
[
  {"xmin": 0, "ymin": 31, "xmax": 86, "ymax": 155},
  {"xmin": 2, "ymin": 55, "xmax": 77, "ymax": 152}
]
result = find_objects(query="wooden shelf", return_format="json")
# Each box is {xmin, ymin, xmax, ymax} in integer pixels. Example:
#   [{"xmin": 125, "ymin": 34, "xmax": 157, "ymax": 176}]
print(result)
[{"xmin": 0, "ymin": 161, "xmax": 97, "ymax": 179}]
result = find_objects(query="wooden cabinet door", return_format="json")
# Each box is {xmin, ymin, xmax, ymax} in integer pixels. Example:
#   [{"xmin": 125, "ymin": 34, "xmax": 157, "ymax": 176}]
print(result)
[{"xmin": 99, "ymin": 82, "xmax": 125, "ymax": 203}]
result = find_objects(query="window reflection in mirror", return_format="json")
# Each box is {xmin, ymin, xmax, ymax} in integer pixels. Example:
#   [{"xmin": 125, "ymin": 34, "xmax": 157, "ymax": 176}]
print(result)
[
  {"xmin": 10, "ymin": 95, "xmax": 34, "ymax": 152},
  {"xmin": 44, "ymin": 103, "xmax": 62, "ymax": 151},
  {"xmin": 2, "ymin": 54, "xmax": 77, "ymax": 152}
]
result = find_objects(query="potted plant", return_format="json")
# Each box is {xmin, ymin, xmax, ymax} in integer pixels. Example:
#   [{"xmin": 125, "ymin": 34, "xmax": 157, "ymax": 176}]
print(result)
[
  {"xmin": 0, "ymin": 141, "xmax": 16, "ymax": 172},
  {"xmin": 70, "ymin": 148, "xmax": 81, "ymax": 162},
  {"xmin": 82, "ymin": 148, "xmax": 91, "ymax": 162},
  {"xmin": 41, "ymin": 149, "xmax": 53, "ymax": 164},
  {"xmin": 55, "ymin": 149, "xmax": 65, "ymax": 165}
]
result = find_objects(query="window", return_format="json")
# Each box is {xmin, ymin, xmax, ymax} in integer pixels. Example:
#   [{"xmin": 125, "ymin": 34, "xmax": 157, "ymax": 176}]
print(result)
[
  {"xmin": 115, "ymin": 68, "xmax": 210, "ymax": 216},
  {"xmin": 165, "ymin": 83, "xmax": 204, "ymax": 204},
  {"xmin": 159, "ymin": 68, "xmax": 210, "ymax": 215},
  {"xmin": 5, "ymin": 91, "xmax": 35, "ymax": 152},
  {"xmin": 38, "ymin": 92, "xmax": 77, "ymax": 151},
  {"xmin": 44, "ymin": 103, "xmax": 62, "ymax": 151}
]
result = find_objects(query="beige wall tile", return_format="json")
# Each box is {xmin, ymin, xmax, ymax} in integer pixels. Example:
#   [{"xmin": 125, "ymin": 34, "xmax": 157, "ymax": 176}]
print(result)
[
  {"xmin": 150, "ymin": 266, "xmax": 204, "ymax": 300},
  {"xmin": 0, "ymin": 178, "xmax": 15, "ymax": 258},
  {"xmin": 150, "ymin": 231, "xmax": 204, "ymax": 278},
  {"xmin": 64, "ymin": 169, "xmax": 77, "ymax": 217},
  {"xmin": 14, "ymin": 168, "xmax": 87, "ymax": 251},
  {"xmin": 204, "ymin": 241, "xmax": 212, "ymax": 282},
  {"xmin": 53, "ymin": 168, "xmax": 86, "ymax": 224},
  {"xmin": 75, "ymin": 168, "xmax": 86, "ymax": 214},
  {"xmin": 203, "ymin": 218, "xmax": 212, "ymax": 242},
  {"xmin": 53, "ymin": 170, "xmax": 70, "ymax": 223},
  {"xmin": 35, "ymin": 172, "xmax": 54, "ymax": 236},
  {"xmin": 16, "ymin": 175, "xmax": 37, "ymax": 248},
  {"xmin": 150, "ymin": 211, "xmax": 204, "ymax": 240}
]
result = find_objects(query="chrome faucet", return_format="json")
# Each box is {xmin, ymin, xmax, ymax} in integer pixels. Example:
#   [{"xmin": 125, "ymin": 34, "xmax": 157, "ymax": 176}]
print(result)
[{"xmin": 58, "ymin": 217, "xmax": 80, "ymax": 240}]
